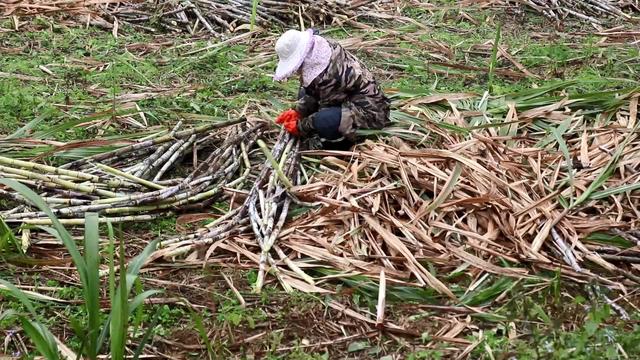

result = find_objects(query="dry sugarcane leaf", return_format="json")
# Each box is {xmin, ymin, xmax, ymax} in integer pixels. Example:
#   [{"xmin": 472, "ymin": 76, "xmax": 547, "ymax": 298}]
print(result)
[
  {"xmin": 629, "ymin": 95, "xmax": 638, "ymax": 129},
  {"xmin": 363, "ymin": 214, "xmax": 457, "ymax": 300},
  {"xmin": 281, "ymin": 274, "xmax": 334, "ymax": 294},
  {"xmin": 326, "ymin": 299, "xmax": 405, "ymax": 331},
  {"xmin": 447, "ymin": 245, "xmax": 530, "ymax": 279}
]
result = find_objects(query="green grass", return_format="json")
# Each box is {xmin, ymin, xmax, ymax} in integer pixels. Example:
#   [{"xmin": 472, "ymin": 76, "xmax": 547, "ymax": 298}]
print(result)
[
  {"xmin": 0, "ymin": 27, "xmax": 289, "ymax": 138},
  {"xmin": 379, "ymin": 6, "xmax": 639, "ymax": 97},
  {"xmin": 471, "ymin": 297, "xmax": 640, "ymax": 359}
]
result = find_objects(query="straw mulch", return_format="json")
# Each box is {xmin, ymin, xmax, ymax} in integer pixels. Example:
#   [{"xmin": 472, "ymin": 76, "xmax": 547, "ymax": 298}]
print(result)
[
  {"xmin": 1, "ymin": 87, "xmax": 639, "ymax": 300},
  {"xmin": 132, "ymin": 88, "xmax": 640, "ymax": 304},
  {"xmin": 2, "ymin": 0, "xmax": 640, "ymax": 338}
]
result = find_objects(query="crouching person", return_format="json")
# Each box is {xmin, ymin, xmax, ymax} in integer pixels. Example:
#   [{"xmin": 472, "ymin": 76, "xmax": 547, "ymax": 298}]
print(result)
[{"xmin": 273, "ymin": 28, "xmax": 391, "ymax": 150}]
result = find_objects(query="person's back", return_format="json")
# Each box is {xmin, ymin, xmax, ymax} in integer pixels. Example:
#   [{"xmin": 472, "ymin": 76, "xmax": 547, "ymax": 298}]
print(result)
[{"xmin": 273, "ymin": 29, "xmax": 390, "ymax": 149}]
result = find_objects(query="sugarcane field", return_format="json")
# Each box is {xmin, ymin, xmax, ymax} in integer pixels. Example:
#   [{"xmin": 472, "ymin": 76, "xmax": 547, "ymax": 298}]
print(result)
[{"xmin": 1, "ymin": 0, "xmax": 640, "ymax": 358}]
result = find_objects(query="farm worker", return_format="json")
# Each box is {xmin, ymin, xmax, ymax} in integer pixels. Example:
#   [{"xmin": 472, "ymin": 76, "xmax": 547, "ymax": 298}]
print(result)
[{"xmin": 273, "ymin": 28, "xmax": 391, "ymax": 150}]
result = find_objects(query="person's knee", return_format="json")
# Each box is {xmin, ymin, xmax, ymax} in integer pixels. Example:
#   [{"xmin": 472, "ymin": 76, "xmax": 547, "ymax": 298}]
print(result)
[{"xmin": 312, "ymin": 107, "xmax": 342, "ymax": 140}]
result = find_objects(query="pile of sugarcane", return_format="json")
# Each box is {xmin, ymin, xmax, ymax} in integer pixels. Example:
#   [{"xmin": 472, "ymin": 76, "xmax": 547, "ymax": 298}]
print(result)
[
  {"xmin": 108, "ymin": 0, "xmax": 386, "ymax": 34},
  {"xmin": 0, "ymin": 117, "xmax": 304, "ymax": 292},
  {"xmin": 0, "ymin": 118, "xmax": 268, "ymax": 225},
  {"xmin": 152, "ymin": 130, "xmax": 302, "ymax": 292},
  {"xmin": 513, "ymin": 0, "xmax": 637, "ymax": 24},
  {"xmin": 3, "ymin": 0, "xmax": 388, "ymax": 34}
]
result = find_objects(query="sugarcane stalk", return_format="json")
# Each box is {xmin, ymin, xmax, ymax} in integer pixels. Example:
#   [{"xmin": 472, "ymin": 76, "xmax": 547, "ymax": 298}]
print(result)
[
  {"xmin": 15, "ymin": 177, "xmax": 216, "ymax": 220},
  {"xmin": 160, "ymin": 213, "xmax": 247, "ymax": 248},
  {"xmin": 4, "ymin": 201, "xmax": 115, "ymax": 220},
  {"xmin": 5, "ymin": 213, "xmax": 171, "ymax": 225},
  {"xmin": 91, "ymin": 173, "xmax": 215, "ymax": 205},
  {"xmin": 265, "ymin": 252, "xmax": 293, "ymax": 293},
  {"xmin": 262, "ymin": 195, "xmax": 291, "ymax": 257},
  {"xmin": 258, "ymin": 189, "xmax": 267, "ymax": 225},
  {"xmin": 263, "ymin": 192, "xmax": 279, "ymax": 239},
  {"xmin": 153, "ymin": 134, "xmax": 197, "ymax": 182},
  {"xmin": 151, "ymin": 155, "xmax": 236, "ymax": 205},
  {"xmin": 10, "ymin": 178, "xmax": 86, "ymax": 195},
  {"xmin": 157, "ymin": 225, "xmax": 251, "ymax": 260},
  {"xmin": 141, "ymin": 137, "xmax": 188, "ymax": 179},
  {"xmin": 0, "ymin": 171, "xmax": 74, "ymax": 183},
  {"xmin": 257, "ymin": 139, "xmax": 293, "ymax": 189},
  {"xmin": 254, "ymin": 253, "xmax": 268, "ymax": 292},
  {"xmin": 95, "ymin": 163, "xmax": 166, "ymax": 190},
  {"xmin": 62, "ymin": 118, "xmax": 245, "ymax": 169},
  {"xmin": 187, "ymin": 124, "xmax": 262, "ymax": 180},
  {"xmin": 41, "ymin": 197, "xmax": 91, "ymax": 206},
  {"xmin": 133, "ymin": 122, "xmax": 179, "ymax": 177},
  {"xmin": 205, "ymin": 206, "xmax": 242, "ymax": 229},
  {"xmin": 0, "ymin": 165, "xmax": 120, "ymax": 198},
  {"xmin": 103, "ymin": 185, "xmax": 222, "ymax": 215},
  {"xmin": 252, "ymin": 138, "xmax": 299, "ymax": 293},
  {"xmin": 273, "ymin": 244, "xmax": 315, "ymax": 285},
  {"xmin": 2, "ymin": 206, "xmax": 25, "ymax": 217},
  {"xmin": 155, "ymin": 178, "xmax": 184, "ymax": 186},
  {"xmin": 0, "ymin": 155, "xmax": 99, "ymax": 182},
  {"xmin": 168, "ymin": 221, "xmax": 250, "ymax": 250}
]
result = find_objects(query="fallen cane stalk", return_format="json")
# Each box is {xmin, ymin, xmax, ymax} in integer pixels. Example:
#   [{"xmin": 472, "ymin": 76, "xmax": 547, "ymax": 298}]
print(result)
[
  {"xmin": 95, "ymin": 163, "xmax": 166, "ymax": 190},
  {"xmin": 156, "ymin": 226, "xmax": 250, "ymax": 260},
  {"xmin": 266, "ymin": 252, "xmax": 294, "ymax": 293},
  {"xmin": 162, "ymin": 214, "xmax": 250, "ymax": 248},
  {"xmin": 103, "ymin": 185, "xmax": 223, "ymax": 215},
  {"xmin": 0, "ymin": 165, "xmax": 120, "ymax": 198},
  {"xmin": 153, "ymin": 134, "xmax": 197, "ymax": 182},
  {"xmin": 257, "ymin": 139, "xmax": 293, "ymax": 189},
  {"xmin": 273, "ymin": 244, "xmax": 314, "ymax": 285},
  {"xmin": 6, "ymin": 213, "xmax": 171, "ymax": 225},
  {"xmin": 142, "ymin": 137, "xmax": 188, "ymax": 179},
  {"xmin": 133, "ymin": 120, "xmax": 183, "ymax": 177},
  {"xmin": 0, "ymin": 190, "xmax": 89, "ymax": 206},
  {"xmin": 0, "ymin": 155, "xmax": 99, "ymax": 182},
  {"xmin": 62, "ymin": 118, "xmax": 245, "ymax": 169}
]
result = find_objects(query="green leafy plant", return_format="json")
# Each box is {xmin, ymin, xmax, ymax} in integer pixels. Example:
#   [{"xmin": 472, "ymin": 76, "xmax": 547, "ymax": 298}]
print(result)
[{"xmin": 0, "ymin": 179, "xmax": 160, "ymax": 359}]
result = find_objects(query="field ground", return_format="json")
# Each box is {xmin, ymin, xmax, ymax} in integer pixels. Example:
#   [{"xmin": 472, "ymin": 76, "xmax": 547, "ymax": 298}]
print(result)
[{"xmin": 1, "ymin": 1, "xmax": 640, "ymax": 359}]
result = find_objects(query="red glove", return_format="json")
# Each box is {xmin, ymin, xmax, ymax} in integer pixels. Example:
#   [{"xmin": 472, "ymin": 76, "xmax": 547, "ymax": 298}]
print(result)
[{"xmin": 275, "ymin": 109, "xmax": 301, "ymax": 136}]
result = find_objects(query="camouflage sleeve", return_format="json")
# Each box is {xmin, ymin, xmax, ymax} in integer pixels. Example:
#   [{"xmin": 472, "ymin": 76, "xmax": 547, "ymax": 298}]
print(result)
[
  {"xmin": 296, "ymin": 115, "xmax": 315, "ymax": 137},
  {"xmin": 296, "ymin": 87, "xmax": 319, "ymax": 118}
]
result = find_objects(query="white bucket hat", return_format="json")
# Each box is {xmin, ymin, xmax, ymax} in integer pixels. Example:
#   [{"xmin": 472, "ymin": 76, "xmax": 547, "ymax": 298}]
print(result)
[{"xmin": 273, "ymin": 29, "xmax": 314, "ymax": 81}]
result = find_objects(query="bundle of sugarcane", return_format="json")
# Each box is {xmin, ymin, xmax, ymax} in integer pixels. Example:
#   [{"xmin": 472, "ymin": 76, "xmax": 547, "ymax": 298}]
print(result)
[
  {"xmin": 106, "ymin": 0, "xmax": 387, "ymax": 35},
  {"xmin": 3, "ymin": 0, "xmax": 389, "ymax": 35},
  {"xmin": 147, "ymin": 130, "xmax": 305, "ymax": 293},
  {"xmin": 513, "ymin": 0, "xmax": 636, "ymax": 24},
  {"xmin": 0, "ymin": 118, "xmax": 267, "ymax": 226}
]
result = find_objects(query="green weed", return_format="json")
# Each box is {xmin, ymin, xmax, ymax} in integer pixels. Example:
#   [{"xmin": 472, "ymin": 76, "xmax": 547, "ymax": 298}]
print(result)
[{"xmin": 0, "ymin": 179, "xmax": 160, "ymax": 359}]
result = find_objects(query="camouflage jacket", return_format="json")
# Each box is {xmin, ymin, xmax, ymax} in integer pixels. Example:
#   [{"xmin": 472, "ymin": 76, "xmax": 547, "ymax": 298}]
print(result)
[{"xmin": 295, "ymin": 38, "xmax": 391, "ymax": 142}]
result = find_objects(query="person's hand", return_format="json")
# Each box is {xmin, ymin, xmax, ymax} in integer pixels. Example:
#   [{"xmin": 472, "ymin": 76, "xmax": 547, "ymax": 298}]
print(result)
[
  {"xmin": 275, "ymin": 109, "xmax": 299, "ymax": 124},
  {"xmin": 275, "ymin": 109, "xmax": 301, "ymax": 136}
]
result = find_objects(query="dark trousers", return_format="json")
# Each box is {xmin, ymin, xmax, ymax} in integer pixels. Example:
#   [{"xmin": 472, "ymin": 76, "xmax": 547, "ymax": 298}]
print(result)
[{"xmin": 297, "ymin": 89, "xmax": 354, "ymax": 150}]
